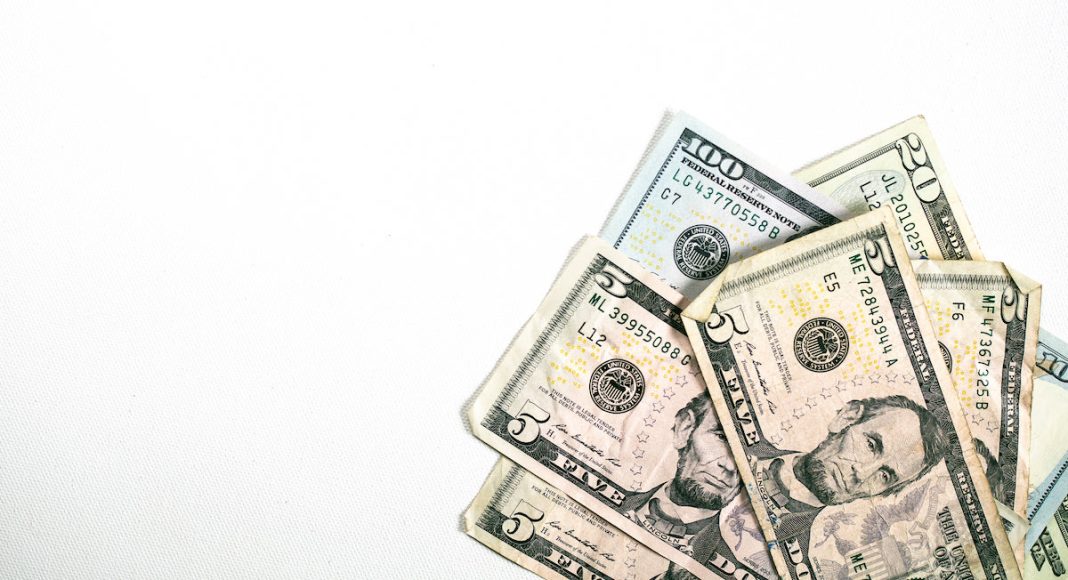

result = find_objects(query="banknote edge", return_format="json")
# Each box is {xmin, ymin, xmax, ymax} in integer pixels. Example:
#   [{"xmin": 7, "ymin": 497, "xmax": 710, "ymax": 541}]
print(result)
[
  {"xmin": 461, "ymin": 235, "xmax": 603, "ymax": 438},
  {"xmin": 597, "ymin": 109, "xmax": 676, "ymax": 238},
  {"xmin": 681, "ymin": 210, "xmax": 891, "ymax": 323},
  {"xmin": 792, "ymin": 114, "xmax": 925, "ymax": 180},
  {"xmin": 903, "ymin": 116, "xmax": 985, "ymax": 260},
  {"xmin": 462, "ymin": 457, "xmax": 570, "ymax": 580},
  {"xmin": 1007, "ymin": 264, "xmax": 1040, "ymax": 519}
]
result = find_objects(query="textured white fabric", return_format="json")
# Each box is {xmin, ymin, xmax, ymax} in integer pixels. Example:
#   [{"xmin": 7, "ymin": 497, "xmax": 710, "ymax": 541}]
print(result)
[{"xmin": 1, "ymin": 1, "xmax": 1065, "ymax": 577}]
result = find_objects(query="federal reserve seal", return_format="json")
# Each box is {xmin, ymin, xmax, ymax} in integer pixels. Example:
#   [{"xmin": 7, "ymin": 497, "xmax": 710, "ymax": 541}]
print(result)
[
  {"xmin": 673, "ymin": 225, "xmax": 730, "ymax": 280},
  {"xmin": 589, "ymin": 359, "xmax": 645, "ymax": 414},
  {"xmin": 793, "ymin": 318, "xmax": 849, "ymax": 372}
]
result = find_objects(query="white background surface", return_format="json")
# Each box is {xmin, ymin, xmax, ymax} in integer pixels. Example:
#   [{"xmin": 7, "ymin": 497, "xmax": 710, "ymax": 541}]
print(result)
[{"xmin": 2, "ymin": 1, "xmax": 1066, "ymax": 578}]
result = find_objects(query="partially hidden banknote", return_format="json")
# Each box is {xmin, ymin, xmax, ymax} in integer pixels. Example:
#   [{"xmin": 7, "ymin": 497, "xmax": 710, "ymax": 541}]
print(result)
[
  {"xmin": 1030, "ymin": 327, "xmax": 1068, "ymax": 556},
  {"xmin": 913, "ymin": 259, "xmax": 1041, "ymax": 519},
  {"xmin": 681, "ymin": 209, "xmax": 1020, "ymax": 579},
  {"xmin": 464, "ymin": 457, "xmax": 675, "ymax": 580},
  {"xmin": 1025, "ymin": 376, "xmax": 1068, "ymax": 575},
  {"xmin": 1027, "ymin": 492, "xmax": 1068, "ymax": 580},
  {"xmin": 601, "ymin": 111, "xmax": 847, "ymax": 300},
  {"xmin": 793, "ymin": 115, "xmax": 983, "ymax": 262},
  {"xmin": 467, "ymin": 236, "xmax": 774, "ymax": 580},
  {"xmin": 1036, "ymin": 328, "xmax": 1068, "ymax": 386}
]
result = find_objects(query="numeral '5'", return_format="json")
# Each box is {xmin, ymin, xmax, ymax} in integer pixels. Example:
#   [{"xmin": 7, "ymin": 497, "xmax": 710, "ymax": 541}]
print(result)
[
  {"xmin": 501, "ymin": 500, "xmax": 545, "ymax": 543},
  {"xmin": 507, "ymin": 401, "xmax": 549, "ymax": 444}
]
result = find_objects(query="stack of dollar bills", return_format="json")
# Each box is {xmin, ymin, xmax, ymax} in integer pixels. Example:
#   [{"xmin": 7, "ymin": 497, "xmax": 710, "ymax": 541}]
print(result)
[{"xmin": 462, "ymin": 111, "xmax": 1068, "ymax": 580}]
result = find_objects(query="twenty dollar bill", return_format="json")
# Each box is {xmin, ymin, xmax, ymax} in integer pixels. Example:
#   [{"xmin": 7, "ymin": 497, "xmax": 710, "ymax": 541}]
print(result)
[
  {"xmin": 794, "ymin": 115, "xmax": 983, "ymax": 261},
  {"xmin": 1026, "ymin": 375, "xmax": 1068, "ymax": 564},
  {"xmin": 682, "ymin": 209, "xmax": 1019, "ymax": 579}
]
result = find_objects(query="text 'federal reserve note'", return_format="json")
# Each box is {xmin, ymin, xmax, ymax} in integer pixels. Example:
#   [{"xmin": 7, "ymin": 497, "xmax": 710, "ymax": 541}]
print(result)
[{"xmin": 682, "ymin": 210, "xmax": 1019, "ymax": 580}]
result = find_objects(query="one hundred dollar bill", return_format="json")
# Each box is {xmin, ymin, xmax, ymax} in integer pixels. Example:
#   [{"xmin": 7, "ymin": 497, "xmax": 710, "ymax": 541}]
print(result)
[
  {"xmin": 1026, "ymin": 494, "xmax": 1068, "ymax": 579},
  {"xmin": 913, "ymin": 260, "xmax": 1042, "ymax": 518},
  {"xmin": 681, "ymin": 209, "xmax": 1020, "ymax": 579},
  {"xmin": 793, "ymin": 115, "xmax": 984, "ymax": 261},
  {"xmin": 1035, "ymin": 328, "xmax": 1068, "ymax": 385},
  {"xmin": 600, "ymin": 111, "xmax": 847, "ymax": 300},
  {"xmin": 467, "ymin": 236, "xmax": 775, "ymax": 580},
  {"xmin": 1025, "ymin": 376, "xmax": 1068, "ymax": 555},
  {"xmin": 464, "ymin": 457, "xmax": 676, "ymax": 580}
]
